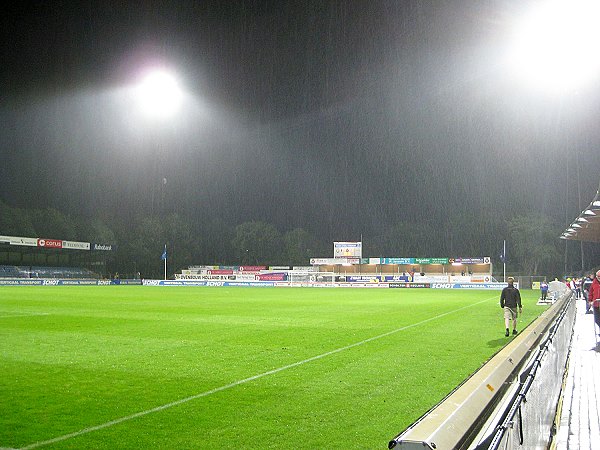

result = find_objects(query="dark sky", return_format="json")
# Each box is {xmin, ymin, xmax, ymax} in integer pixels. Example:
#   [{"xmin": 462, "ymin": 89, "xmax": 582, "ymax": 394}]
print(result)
[{"xmin": 2, "ymin": 0, "xmax": 600, "ymax": 243}]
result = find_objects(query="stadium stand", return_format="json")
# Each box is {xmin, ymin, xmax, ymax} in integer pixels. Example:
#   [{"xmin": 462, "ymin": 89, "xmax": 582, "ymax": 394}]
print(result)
[
  {"xmin": 0, "ymin": 265, "xmax": 24, "ymax": 278},
  {"xmin": 0, "ymin": 265, "xmax": 99, "ymax": 279}
]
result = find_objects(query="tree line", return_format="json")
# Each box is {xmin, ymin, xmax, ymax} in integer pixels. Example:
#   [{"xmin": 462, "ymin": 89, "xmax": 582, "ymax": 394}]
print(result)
[{"xmin": 0, "ymin": 199, "xmax": 584, "ymax": 279}]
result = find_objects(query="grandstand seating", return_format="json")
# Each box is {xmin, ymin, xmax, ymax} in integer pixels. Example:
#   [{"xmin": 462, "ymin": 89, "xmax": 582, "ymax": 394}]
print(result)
[
  {"xmin": 0, "ymin": 265, "xmax": 99, "ymax": 279},
  {"xmin": 0, "ymin": 265, "xmax": 24, "ymax": 278}
]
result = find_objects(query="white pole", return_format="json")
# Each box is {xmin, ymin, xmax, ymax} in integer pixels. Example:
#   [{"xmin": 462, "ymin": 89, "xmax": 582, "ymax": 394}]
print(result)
[{"xmin": 503, "ymin": 239, "xmax": 506, "ymax": 283}]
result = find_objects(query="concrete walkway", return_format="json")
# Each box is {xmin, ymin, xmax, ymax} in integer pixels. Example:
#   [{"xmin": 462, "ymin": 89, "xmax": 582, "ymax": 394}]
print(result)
[{"xmin": 556, "ymin": 299, "xmax": 600, "ymax": 449}]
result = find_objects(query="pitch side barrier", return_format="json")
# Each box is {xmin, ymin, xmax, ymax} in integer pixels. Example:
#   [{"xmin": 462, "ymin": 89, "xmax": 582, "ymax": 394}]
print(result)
[
  {"xmin": 139, "ymin": 280, "xmax": 510, "ymax": 289},
  {"xmin": 0, "ymin": 279, "xmax": 511, "ymax": 289},
  {"xmin": 0, "ymin": 279, "xmax": 141, "ymax": 286},
  {"xmin": 388, "ymin": 288, "xmax": 574, "ymax": 450}
]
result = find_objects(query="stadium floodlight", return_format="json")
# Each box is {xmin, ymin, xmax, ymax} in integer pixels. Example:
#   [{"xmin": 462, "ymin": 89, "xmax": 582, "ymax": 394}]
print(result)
[
  {"xmin": 508, "ymin": 0, "xmax": 600, "ymax": 93},
  {"xmin": 584, "ymin": 209, "xmax": 596, "ymax": 215},
  {"xmin": 572, "ymin": 223, "xmax": 582, "ymax": 228},
  {"xmin": 135, "ymin": 68, "xmax": 183, "ymax": 119},
  {"xmin": 576, "ymin": 217, "xmax": 589, "ymax": 223}
]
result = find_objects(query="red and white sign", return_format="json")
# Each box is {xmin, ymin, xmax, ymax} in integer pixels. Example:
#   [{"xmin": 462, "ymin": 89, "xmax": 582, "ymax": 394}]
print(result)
[
  {"xmin": 207, "ymin": 270, "xmax": 234, "ymax": 275},
  {"xmin": 256, "ymin": 273, "xmax": 286, "ymax": 281},
  {"xmin": 239, "ymin": 266, "xmax": 266, "ymax": 272},
  {"xmin": 38, "ymin": 239, "xmax": 63, "ymax": 249}
]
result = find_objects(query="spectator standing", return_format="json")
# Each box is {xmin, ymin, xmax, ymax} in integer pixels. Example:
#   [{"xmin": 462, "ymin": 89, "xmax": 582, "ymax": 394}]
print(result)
[
  {"xmin": 500, "ymin": 277, "xmax": 522, "ymax": 337},
  {"xmin": 583, "ymin": 274, "xmax": 593, "ymax": 314},
  {"xmin": 540, "ymin": 280, "xmax": 549, "ymax": 302},
  {"xmin": 569, "ymin": 278, "xmax": 576, "ymax": 296},
  {"xmin": 588, "ymin": 270, "xmax": 600, "ymax": 333}
]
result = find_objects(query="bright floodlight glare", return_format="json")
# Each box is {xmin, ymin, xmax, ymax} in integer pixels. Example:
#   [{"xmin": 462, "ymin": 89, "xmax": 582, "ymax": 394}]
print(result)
[
  {"xmin": 136, "ymin": 69, "xmax": 183, "ymax": 119},
  {"xmin": 509, "ymin": 0, "xmax": 600, "ymax": 93}
]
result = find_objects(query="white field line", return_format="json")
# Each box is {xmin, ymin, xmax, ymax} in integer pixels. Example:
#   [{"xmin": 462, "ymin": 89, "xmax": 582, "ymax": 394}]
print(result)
[
  {"xmin": 0, "ymin": 312, "xmax": 49, "ymax": 319},
  {"xmin": 18, "ymin": 295, "xmax": 496, "ymax": 449}
]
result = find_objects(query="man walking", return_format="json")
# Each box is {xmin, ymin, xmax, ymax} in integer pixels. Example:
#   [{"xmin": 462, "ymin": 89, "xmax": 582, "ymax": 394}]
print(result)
[{"xmin": 500, "ymin": 277, "xmax": 522, "ymax": 337}]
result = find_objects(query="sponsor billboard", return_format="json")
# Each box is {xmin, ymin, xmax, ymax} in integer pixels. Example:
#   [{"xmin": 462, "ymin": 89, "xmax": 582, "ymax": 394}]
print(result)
[
  {"xmin": 239, "ymin": 266, "xmax": 267, "ymax": 272},
  {"xmin": 91, "ymin": 243, "xmax": 114, "ymax": 251},
  {"xmin": 389, "ymin": 283, "xmax": 431, "ymax": 288},
  {"xmin": 431, "ymin": 282, "xmax": 508, "ymax": 289},
  {"xmin": 386, "ymin": 257, "xmax": 415, "ymax": 264},
  {"xmin": 0, "ymin": 279, "xmax": 141, "ymax": 286},
  {"xmin": 37, "ymin": 238, "xmax": 62, "ymax": 249},
  {"xmin": 383, "ymin": 275, "xmax": 411, "ymax": 282},
  {"xmin": 62, "ymin": 240, "xmax": 91, "ymax": 250},
  {"xmin": 414, "ymin": 257, "xmax": 449, "ymax": 264},
  {"xmin": 0, "ymin": 235, "xmax": 38, "ymax": 247},
  {"xmin": 257, "ymin": 273, "xmax": 287, "ymax": 281},
  {"xmin": 347, "ymin": 275, "xmax": 382, "ymax": 283},
  {"xmin": 311, "ymin": 258, "xmax": 339, "ymax": 265},
  {"xmin": 0, "ymin": 279, "xmax": 44, "ymax": 285},
  {"xmin": 207, "ymin": 269, "xmax": 234, "ymax": 275},
  {"xmin": 2, "ymin": 235, "xmax": 116, "ymax": 251},
  {"xmin": 448, "ymin": 257, "xmax": 490, "ymax": 264},
  {"xmin": 293, "ymin": 266, "xmax": 317, "ymax": 272},
  {"xmin": 370, "ymin": 257, "xmax": 451, "ymax": 265}
]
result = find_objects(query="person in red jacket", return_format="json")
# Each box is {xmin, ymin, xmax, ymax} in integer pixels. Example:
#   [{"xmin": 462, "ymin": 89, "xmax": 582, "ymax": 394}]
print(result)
[{"xmin": 588, "ymin": 270, "xmax": 600, "ymax": 333}]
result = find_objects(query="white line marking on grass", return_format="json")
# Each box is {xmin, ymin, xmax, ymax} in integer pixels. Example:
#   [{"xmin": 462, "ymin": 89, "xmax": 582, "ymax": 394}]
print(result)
[
  {"xmin": 0, "ymin": 312, "xmax": 49, "ymax": 319},
  {"xmin": 19, "ymin": 296, "xmax": 495, "ymax": 449}
]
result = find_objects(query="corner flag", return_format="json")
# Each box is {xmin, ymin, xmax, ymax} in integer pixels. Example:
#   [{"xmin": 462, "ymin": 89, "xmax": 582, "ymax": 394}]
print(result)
[
  {"xmin": 499, "ymin": 241, "xmax": 507, "ymax": 263},
  {"xmin": 499, "ymin": 240, "xmax": 507, "ymax": 283},
  {"xmin": 161, "ymin": 244, "xmax": 168, "ymax": 281}
]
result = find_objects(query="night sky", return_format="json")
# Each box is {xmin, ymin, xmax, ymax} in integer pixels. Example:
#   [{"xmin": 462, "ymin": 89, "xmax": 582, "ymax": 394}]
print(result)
[{"xmin": 2, "ymin": 1, "xmax": 600, "ymax": 245}]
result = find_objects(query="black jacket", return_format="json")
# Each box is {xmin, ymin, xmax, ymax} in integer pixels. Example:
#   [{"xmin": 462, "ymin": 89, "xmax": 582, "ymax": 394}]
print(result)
[{"xmin": 500, "ymin": 286, "xmax": 522, "ymax": 308}]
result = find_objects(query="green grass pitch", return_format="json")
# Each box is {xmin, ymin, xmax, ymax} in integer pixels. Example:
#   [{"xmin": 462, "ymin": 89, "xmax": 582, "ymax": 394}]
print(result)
[{"xmin": 0, "ymin": 286, "xmax": 545, "ymax": 449}]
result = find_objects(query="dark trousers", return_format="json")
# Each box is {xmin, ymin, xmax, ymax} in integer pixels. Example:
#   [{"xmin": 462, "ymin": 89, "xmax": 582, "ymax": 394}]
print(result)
[{"xmin": 594, "ymin": 306, "xmax": 600, "ymax": 330}]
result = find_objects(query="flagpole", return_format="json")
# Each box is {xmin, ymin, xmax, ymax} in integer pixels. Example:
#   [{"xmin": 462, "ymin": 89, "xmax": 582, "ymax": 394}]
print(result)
[
  {"xmin": 503, "ymin": 239, "xmax": 506, "ymax": 283},
  {"xmin": 162, "ymin": 243, "xmax": 167, "ymax": 281}
]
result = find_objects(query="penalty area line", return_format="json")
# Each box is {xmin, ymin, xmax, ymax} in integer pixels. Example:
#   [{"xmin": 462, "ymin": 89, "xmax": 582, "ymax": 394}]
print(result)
[{"xmin": 19, "ymin": 296, "xmax": 493, "ymax": 449}]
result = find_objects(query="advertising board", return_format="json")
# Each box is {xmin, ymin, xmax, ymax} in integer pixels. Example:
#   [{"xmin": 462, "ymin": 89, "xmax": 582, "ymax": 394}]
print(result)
[
  {"xmin": 0, "ymin": 235, "xmax": 38, "ymax": 246},
  {"xmin": 37, "ymin": 239, "xmax": 62, "ymax": 249},
  {"xmin": 62, "ymin": 240, "xmax": 91, "ymax": 250}
]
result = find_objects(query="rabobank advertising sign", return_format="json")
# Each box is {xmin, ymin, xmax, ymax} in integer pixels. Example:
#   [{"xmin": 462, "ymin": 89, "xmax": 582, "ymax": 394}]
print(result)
[{"xmin": 91, "ymin": 243, "xmax": 115, "ymax": 251}]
